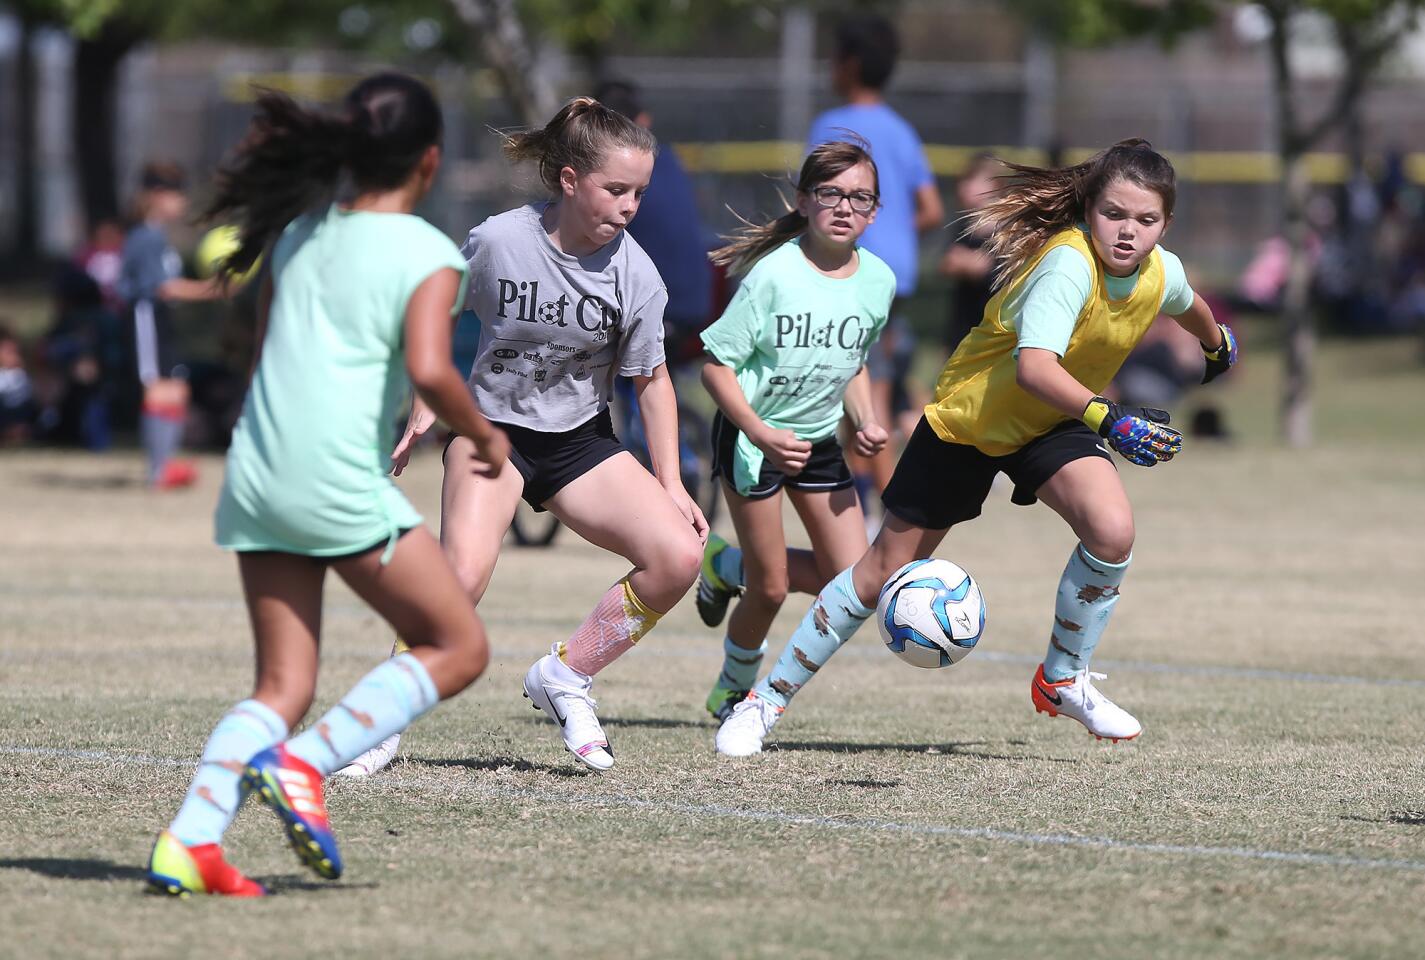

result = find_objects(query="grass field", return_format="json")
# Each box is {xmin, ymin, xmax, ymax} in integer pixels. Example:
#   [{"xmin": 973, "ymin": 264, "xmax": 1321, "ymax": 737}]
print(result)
[{"xmin": 3, "ymin": 334, "xmax": 1425, "ymax": 960}]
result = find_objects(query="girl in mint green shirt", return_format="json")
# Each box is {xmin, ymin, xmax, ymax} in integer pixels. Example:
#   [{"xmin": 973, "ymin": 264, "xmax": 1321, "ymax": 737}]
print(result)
[
  {"xmin": 695, "ymin": 139, "xmax": 895, "ymax": 721},
  {"xmin": 146, "ymin": 73, "xmax": 510, "ymax": 898}
]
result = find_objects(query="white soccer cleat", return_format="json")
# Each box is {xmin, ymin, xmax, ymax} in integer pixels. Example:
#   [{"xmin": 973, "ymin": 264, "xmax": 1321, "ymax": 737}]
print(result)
[
  {"xmin": 522, "ymin": 647, "xmax": 614, "ymax": 772},
  {"xmin": 714, "ymin": 690, "xmax": 784, "ymax": 757},
  {"xmin": 332, "ymin": 733, "xmax": 401, "ymax": 778},
  {"xmin": 1031, "ymin": 665, "xmax": 1142, "ymax": 742}
]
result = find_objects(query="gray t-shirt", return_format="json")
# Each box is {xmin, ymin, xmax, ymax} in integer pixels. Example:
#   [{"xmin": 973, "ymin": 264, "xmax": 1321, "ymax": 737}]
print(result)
[
  {"xmin": 461, "ymin": 203, "xmax": 668, "ymax": 431},
  {"xmin": 118, "ymin": 223, "xmax": 182, "ymax": 305}
]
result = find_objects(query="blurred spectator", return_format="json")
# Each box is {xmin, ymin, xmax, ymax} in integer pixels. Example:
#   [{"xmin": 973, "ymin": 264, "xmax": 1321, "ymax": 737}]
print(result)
[
  {"xmin": 76, "ymin": 219, "xmax": 126, "ymax": 313},
  {"xmin": 1112, "ymin": 292, "xmax": 1236, "ymax": 440},
  {"xmin": 595, "ymin": 78, "xmax": 714, "ymax": 344},
  {"xmin": 0, "ymin": 325, "xmax": 36, "ymax": 445},
  {"xmin": 807, "ymin": 13, "xmax": 944, "ymax": 499},
  {"xmin": 939, "ymin": 153, "xmax": 1001, "ymax": 354},
  {"xmin": 118, "ymin": 161, "xmax": 223, "ymax": 488},
  {"xmin": 40, "ymin": 266, "xmax": 124, "ymax": 449}
]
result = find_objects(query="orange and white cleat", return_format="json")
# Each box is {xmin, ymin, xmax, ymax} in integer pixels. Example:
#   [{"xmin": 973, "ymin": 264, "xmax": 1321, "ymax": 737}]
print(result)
[
  {"xmin": 1031, "ymin": 664, "xmax": 1141, "ymax": 743},
  {"xmin": 145, "ymin": 830, "xmax": 265, "ymax": 897}
]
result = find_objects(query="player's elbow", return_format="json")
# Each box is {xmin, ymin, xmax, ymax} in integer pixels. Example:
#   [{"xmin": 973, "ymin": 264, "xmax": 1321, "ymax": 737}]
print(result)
[{"xmin": 407, "ymin": 355, "xmax": 451, "ymax": 394}]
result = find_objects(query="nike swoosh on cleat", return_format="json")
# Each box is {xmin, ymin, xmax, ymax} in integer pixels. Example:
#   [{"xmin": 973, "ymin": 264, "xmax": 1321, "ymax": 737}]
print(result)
[
  {"xmin": 1036, "ymin": 682, "xmax": 1062, "ymax": 706},
  {"xmin": 542, "ymin": 687, "xmax": 568, "ymax": 727}
]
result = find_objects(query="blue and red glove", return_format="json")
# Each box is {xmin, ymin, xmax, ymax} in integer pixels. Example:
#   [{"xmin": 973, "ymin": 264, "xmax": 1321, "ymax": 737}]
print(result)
[
  {"xmin": 1201, "ymin": 323, "xmax": 1238, "ymax": 384},
  {"xmin": 1082, "ymin": 397, "xmax": 1183, "ymax": 467}
]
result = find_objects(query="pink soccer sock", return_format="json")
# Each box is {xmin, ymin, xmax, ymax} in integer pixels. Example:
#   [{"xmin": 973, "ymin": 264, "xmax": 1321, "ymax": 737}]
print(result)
[{"xmin": 559, "ymin": 578, "xmax": 660, "ymax": 676}]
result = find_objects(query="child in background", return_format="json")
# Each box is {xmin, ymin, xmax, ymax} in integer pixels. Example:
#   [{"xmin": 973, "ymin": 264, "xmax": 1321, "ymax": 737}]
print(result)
[
  {"xmin": 807, "ymin": 14, "xmax": 944, "ymax": 501},
  {"xmin": 0, "ymin": 326, "xmax": 35, "ymax": 445},
  {"xmin": 696, "ymin": 140, "xmax": 893, "ymax": 721},
  {"xmin": 117, "ymin": 162, "xmax": 225, "ymax": 489}
]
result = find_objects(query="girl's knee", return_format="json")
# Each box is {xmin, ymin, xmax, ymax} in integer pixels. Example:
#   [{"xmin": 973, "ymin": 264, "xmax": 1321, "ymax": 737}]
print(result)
[
  {"xmin": 252, "ymin": 677, "xmax": 315, "ymax": 727},
  {"xmin": 419, "ymin": 620, "xmax": 490, "ymax": 692},
  {"xmin": 656, "ymin": 531, "xmax": 703, "ymax": 590},
  {"xmin": 744, "ymin": 574, "xmax": 789, "ymax": 609},
  {"xmin": 1084, "ymin": 518, "xmax": 1134, "ymax": 564}
]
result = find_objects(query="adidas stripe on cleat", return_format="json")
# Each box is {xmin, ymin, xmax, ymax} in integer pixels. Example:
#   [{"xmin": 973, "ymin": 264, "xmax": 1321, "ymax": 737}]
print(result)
[
  {"xmin": 705, "ymin": 680, "xmax": 750, "ymax": 722},
  {"xmin": 242, "ymin": 745, "xmax": 344, "ymax": 880},
  {"xmin": 145, "ymin": 830, "xmax": 265, "ymax": 898},
  {"xmin": 695, "ymin": 533, "xmax": 742, "ymax": 628}
]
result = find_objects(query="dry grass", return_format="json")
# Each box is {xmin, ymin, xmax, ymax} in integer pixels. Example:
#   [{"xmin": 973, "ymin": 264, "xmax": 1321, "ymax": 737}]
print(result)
[{"xmin": 2, "ymin": 334, "xmax": 1425, "ymax": 959}]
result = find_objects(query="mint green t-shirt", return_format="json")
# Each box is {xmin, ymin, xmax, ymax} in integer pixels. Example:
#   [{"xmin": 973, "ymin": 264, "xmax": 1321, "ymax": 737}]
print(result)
[
  {"xmin": 1008, "ymin": 227, "xmax": 1196, "ymax": 357},
  {"xmin": 215, "ymin": 205, "xmax": 467, "ymax": 558},
  {"xmin": 700, "ymin": 238, "xmax": 895, "ymax": 493}
]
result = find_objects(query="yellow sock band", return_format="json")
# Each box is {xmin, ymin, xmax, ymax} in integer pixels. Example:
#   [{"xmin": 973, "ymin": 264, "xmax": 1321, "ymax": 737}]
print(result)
[{"xmin": 619, "ymin": 577, "xmax": 661, "ymax": 645}]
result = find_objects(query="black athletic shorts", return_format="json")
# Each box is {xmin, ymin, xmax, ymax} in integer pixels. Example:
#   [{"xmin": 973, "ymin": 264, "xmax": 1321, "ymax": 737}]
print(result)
[
  {"xmin": 881, "ymin": 417, "xmax": 1113, "ymax": 530},
  {"xmin": 710, "ymin": 410, "xmax": 854, "ymax": 500},
  {"xmin": 445, "ymin": 408, "xmax": 626, "ymax": 511}
]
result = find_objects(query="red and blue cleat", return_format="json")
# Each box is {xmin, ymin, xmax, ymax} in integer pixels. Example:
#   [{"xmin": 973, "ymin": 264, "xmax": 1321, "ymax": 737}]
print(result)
[{"xmin": 241, "ymin": 745, "xmax": 343, "ymax": 880}]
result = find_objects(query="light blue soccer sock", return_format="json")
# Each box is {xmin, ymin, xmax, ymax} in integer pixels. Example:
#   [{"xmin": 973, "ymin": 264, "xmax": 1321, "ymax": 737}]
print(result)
[
  {"xmin": 1042, "ymin": 545, "xmax": 1132, "ymax": 682},
  {"xmin": 754, "ymin": 566, "xmax": 872, "ymax": 708},
  {"xmin": 169, "ymin": 699, "xmax": 288, "ymax": 847},
  {"xmin": 714, "ymin": 543, "xmax": 744, "ymax": 589},
  {"xmin": 284, "ymin": 653, "xmax": 439, "ymax": 776},
  {"xmin": 720, "ymin": 635, "xmax": 766, "ymax": 690}
]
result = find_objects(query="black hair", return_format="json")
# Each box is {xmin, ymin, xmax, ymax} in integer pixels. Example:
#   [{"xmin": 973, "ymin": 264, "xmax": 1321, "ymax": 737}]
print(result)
[
  {"xmin": 835, "ymin": 14, "xmax": 900, "ymax": 90},
  {"xmin": 140, "ymin": 161, "xmax": 186, "ymax": 192},
  {"xmin": 204, "ymin": 72, "xmax": 443, "ymax": 278}
]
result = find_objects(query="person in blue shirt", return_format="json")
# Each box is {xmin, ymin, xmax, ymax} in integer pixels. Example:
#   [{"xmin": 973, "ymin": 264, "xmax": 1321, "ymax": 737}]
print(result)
[
  {"xmin": 595, "ymin": 80, "xmax": 713, "ymax": 335},
  {"xmin": 807, "ymin": 14, "xmax": 944, "ymax": 500}
]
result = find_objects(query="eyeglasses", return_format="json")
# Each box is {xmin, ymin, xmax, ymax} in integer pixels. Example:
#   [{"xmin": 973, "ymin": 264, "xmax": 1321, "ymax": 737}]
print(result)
[{"xmin": 809, "ymin": 186, "xmax": 879, "ymax": 214}]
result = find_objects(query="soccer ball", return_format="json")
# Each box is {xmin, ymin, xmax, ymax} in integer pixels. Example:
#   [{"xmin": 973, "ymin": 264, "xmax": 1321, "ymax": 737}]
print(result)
[{"xmin": 876, "ymin": 558, "xmax": 985, "ymax": 669}]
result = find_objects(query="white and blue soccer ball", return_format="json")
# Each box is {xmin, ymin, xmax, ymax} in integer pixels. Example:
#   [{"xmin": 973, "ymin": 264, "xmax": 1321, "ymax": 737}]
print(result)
[{"xmin": 876, "ymin": 558, "xmax": 985, "ymax": 669}]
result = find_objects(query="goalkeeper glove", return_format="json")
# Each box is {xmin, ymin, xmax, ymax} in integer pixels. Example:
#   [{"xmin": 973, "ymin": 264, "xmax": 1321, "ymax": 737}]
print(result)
[
  {"xmin": 1082, "ymin": 397, "xmax": 1183, "ymax": 467},
  {"xmin": 1201, "ymin": 323, "xmax": 1238, "ymax": 384}
]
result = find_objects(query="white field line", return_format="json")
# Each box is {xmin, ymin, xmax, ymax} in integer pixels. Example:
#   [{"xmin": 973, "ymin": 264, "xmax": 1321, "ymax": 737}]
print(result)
[
  {"xmin": 4, "ymin": 586, "xmax": 1422, "ymax": 689},
  {"xmin": 4, "ymin": 744, "xmax": 1425, "ymax": 875}
]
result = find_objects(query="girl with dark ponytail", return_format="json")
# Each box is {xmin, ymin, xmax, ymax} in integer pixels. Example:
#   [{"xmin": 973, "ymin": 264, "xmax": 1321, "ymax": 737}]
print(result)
[
  {"xmin": 716, "ymin": 139, "xmax": 1240, "ymax": 758},
  {"xmin": 693, "ymin": 140, "xmax": 896, "ymax": 725},
  {"xmin": 146, "ymin": 73, "xmax": 510, "ymax": 897},
  {"xmin": 369, "ymin": 95, "xmax": 705, "ymax": 775}
]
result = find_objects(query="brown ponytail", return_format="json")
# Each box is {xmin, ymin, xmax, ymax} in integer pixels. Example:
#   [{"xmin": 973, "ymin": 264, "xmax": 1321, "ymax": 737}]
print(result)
[
  {"xmin": 969, "ymin": 138, "xmax": 1177, "ymax": 287},
  {"xmin": 501, "ymin": 96, "xmax": 657, "ymax": 194},
  {"xmin": 711, "ymin": 138, "xmax": 879, "ymax": 275}
]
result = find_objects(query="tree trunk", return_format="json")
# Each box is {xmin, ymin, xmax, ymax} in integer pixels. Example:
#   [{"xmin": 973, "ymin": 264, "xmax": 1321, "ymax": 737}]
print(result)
[
  {"xmin": 1279, "ymin": 152, "xmax": 1314, "ymax": 447},
  {"xmin": 1266, "ymin": 4, "xmax": 1313, "ymax": 448},
  {"xmin": 446, "ymin": 0, "xmax": 559, "ymax": 125},
  {"xmin": 9, "ymin": 10, "xmax": 39, "ymax": 268},
  {"xmin": 73, "ymin": 21, "xmax": 141, "ymax": 230}
]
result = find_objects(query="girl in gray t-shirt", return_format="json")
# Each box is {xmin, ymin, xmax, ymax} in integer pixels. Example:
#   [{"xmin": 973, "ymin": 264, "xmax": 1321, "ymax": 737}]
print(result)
[{"xmin": 388, "ymin": 97, "xmax": 709, "ymax": 773}]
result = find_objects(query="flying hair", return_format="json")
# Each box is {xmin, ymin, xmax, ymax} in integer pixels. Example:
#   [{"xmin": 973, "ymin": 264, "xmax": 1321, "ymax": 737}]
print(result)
[
  {"xmin": 204, "ymin": 72, "xmax": 444, "ymax": 279},
  {"xmin": 967, "ymin": 138, "xmax": 1177, "ymax": 288},
  {"xmin": 710, "ymin": 137, "xmax": 880, "ymax": 276},
  {"xmin": 499, "ymin": 96, "xmax": 658, "ymax": 195}
]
